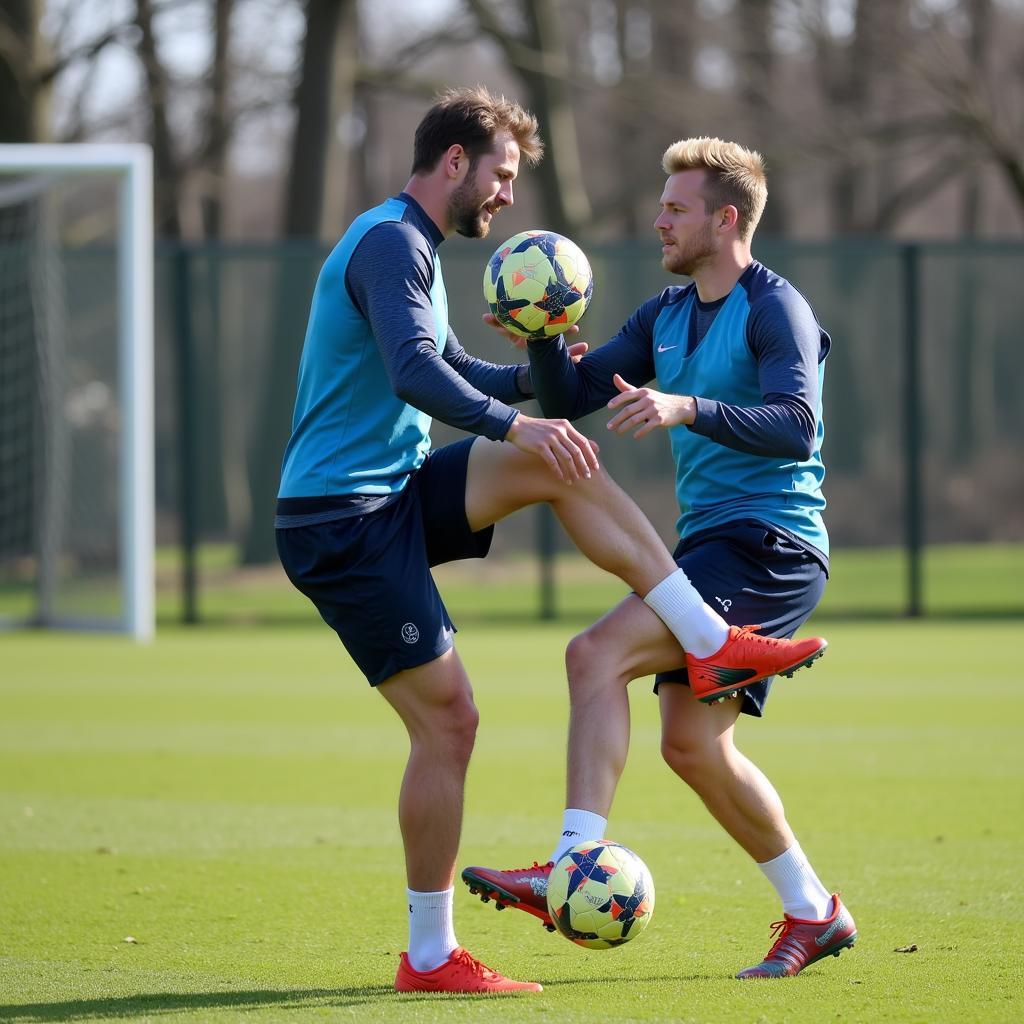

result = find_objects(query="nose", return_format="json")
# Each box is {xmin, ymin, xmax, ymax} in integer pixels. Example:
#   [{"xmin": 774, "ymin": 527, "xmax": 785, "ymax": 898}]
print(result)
[
  {"xmin": 498, "ymin": 180, "xmax": 513, "ymax": 208},
  {"xmin": 654, "ymin": 210, "xmax": 669, "ymax": 231}
]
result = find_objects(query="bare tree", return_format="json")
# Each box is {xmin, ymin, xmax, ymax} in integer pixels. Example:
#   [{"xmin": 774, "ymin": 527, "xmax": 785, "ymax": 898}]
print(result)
[
  {"xmin": 242, "ymin": 0, "xmax": 358, "ymax": 564},
  {"xmin": 464, "ymin": 0, "xmax": 592, "ymax": 235},
  {"xmin": 134, "ymin": 0, "xmax": 183, "ymax": 236},
  {"xmin": 0, "ymin": 0, "xmax": 45, "ymax": 141},
  {"xmin": 736, "ymin": 0, "xmax": 788, "ymax": 234}
]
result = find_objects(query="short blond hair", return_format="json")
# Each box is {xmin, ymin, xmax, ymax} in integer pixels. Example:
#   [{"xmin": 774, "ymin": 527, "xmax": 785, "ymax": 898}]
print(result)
[{"xmin": 661, "ymin": 137, "xmax": 767, "ymax": 240}]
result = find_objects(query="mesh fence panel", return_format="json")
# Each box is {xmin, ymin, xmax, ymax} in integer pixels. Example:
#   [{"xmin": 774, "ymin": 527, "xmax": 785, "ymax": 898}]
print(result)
[{"xmin": 153, "ymin": 238, "xmax": 1024, "ymax": 615}]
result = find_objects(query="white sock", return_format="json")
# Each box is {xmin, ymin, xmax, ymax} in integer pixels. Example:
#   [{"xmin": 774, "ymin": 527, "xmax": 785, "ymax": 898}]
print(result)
[
  {"xmin": 643, "ymin": 568, "xmax": 729, "ymax": 659},
  {"xmin": 549, "ymin": 808, "xmax": 607, "ymax": 865},
  {"xmin": 406, "ymin": 887, "xmax": 458, "ymax": 972},
  {"xmin": 757, "ymin": 843, "xmax": 832, "ymax": 920}
]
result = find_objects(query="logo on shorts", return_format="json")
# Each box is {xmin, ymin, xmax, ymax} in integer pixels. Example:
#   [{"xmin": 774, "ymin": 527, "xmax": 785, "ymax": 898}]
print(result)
[
  {"xmin": 401, "ymin": 622, "xmax": 420, "ymax": 644},
  {"xmin": 715, "ymin": 596, "xmax": 733, "ymax": 613}
]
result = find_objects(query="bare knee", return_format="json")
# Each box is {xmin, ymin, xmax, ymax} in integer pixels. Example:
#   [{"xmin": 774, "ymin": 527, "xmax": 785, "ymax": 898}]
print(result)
[
  {"xmin": 436, "ymin": 692, "xmax": 479, "ymax": 765},
  {"xmin": 661, "ymin": 730, "xmax": 723, "ymax": 789},
  {"xmin": 566, "ymin": 625, "xmax": 626, "ymax": 699},
  {"xmin": 396, "ymin": 683, "xmax": 479, "ymax": 766}
]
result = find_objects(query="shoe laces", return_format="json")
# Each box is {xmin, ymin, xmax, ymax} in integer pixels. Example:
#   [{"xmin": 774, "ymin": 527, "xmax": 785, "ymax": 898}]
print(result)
[
  {"xmin": 736, "ymin": 624, "xmax": 771, "ymax": 645},
  {"xmin": 451, "ymin": 947, "xmax": 500, "ymax": 981},
  {"xmin": 763, "ymin": 917, "xmax": 802, "ymax": 966},
  {"xmin": 502, "ymin": 861, "xmax": 552, "ymax": 874}
]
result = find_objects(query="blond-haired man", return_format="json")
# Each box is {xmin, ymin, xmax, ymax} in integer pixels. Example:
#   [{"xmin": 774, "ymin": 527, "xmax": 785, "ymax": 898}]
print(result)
[{"xmin": 464, "ymin": 137, "xmax": 856, "ymax": 979}]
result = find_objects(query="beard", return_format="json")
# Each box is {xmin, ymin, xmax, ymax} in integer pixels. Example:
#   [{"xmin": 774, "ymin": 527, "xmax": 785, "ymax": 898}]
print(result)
[
  {"xmin": 661, "ymin": 216, "xmax": 717, "ymax": 277},
  {"xmin": 449, "ymin": 176, "xmax": 492, "ymax": 239}
]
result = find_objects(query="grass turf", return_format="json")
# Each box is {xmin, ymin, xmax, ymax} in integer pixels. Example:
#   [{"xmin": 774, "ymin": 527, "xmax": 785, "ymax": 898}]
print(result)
[{"xmin": 1, "ymin": 612, "xmax": 1023, "ymax": 1022}]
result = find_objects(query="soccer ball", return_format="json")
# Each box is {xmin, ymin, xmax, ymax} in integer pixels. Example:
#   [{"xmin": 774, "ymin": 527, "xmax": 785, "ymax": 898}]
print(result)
[
  {"xmin": 483, "ymin": 229, "xmax": 594, "ymax": 339},
  {"xmin": 546, "ymin": 839, "xmax": 655, "ymax": 949}
]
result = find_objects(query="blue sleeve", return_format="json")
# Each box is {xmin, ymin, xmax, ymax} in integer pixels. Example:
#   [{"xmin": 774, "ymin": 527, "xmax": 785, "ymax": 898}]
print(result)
[
  {"xmin": 690, "ymin": 287, "xmax": 827, "ymax": 460},
  {"xmin": 441, "ymin": 326, "xmax": 529, "ymax": 404},
  {"xmin": 346, "ymin": 222, "xmax": 520, "ymax": 440},
  {"xmin": 526, "ymin": 295, "xmax": 662, "ymax": 420}
]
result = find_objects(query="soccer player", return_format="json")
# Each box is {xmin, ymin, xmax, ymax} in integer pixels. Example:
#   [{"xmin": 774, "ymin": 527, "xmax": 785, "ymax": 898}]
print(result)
[
  {"xmin": 276, "ymin": 92, "xmax": 826, "ymax": 994},
  {"xmin": 463, "ymin": 137, "xmax": 857, "ymax": 978}
]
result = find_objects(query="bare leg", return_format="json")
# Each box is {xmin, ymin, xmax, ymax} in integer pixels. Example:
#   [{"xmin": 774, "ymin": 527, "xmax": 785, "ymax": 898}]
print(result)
[
  {"xmin": 562, "ymin": 594, "xmax": 684, "ymax": 815},
  {"xmin": 659, "ymin": 683, "xmax": 794, "ymax": 862},
  {"xmin": 377, "ymin": 648, "xmax": 479, "ymax": 891},
  {"xmin": 560, "ymin": 592, "xmax": 795, "ymax": 864},
  {"xmin": 465, "ymin": 438, "xmax": 680, "ymax": 598}
]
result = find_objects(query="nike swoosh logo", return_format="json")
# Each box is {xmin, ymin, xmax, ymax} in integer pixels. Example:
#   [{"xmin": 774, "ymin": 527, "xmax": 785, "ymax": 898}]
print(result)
[{"xmin": 657, "ymin": 344, "xmax": 676, "ymax": 353}]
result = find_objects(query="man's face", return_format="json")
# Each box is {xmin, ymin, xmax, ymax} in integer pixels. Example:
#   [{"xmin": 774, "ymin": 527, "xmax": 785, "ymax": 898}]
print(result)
[
  {"xmin": 448, "ymin": 132, "xmax": 520, "ymax": 239},
  {"xmin": 653, "ymin": 170, "xmax": 719, "ymax": 276}
]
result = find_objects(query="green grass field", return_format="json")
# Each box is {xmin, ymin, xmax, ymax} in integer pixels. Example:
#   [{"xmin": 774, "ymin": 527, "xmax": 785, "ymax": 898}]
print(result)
[{"xmin": 2, "ymin": 574, "xmax": 1023, "ymax": 1021}]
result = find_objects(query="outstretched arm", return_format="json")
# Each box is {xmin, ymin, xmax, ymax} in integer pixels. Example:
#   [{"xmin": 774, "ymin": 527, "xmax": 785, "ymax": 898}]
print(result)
[{"xmin": 525, "ymin": 295, "xmax": 662, "ymax": 420}]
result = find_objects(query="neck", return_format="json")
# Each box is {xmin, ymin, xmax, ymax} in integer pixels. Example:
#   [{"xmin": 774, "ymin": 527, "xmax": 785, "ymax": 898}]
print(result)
[
  {"xmin": 402, "ymin": 175, "xmax": 450, "ymax": 237},
  {"xmin": 692, "ymin": 242, "xmax": 752, "ymax": 303}
]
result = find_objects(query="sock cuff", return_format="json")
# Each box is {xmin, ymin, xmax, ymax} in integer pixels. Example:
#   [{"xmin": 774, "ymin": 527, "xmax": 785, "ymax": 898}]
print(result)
[
  {"xmin": 643, "ymin": 568, "xmax": 703, "ymax": 616},
  {"xmin": 406, "ymin": 887, "xmax": 454, "ymax": 907}
]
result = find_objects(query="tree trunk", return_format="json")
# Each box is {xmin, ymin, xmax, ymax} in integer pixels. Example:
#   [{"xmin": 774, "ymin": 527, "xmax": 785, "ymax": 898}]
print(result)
[
  {"xmin": 241, "ymin": 0, "xmax": 356, "ymax": 564},
  {"xmin": 134, "ymin": 0, "xmax": 182, "ymax": 236},
  {"xmin": 0, "ymin": 0, "xmax": 41, "ymax": 141},
  {"xmin": 736, "ymin": 0, "xmax": 786, "ymax": 235},
  {"xmin": 467, "ymin": 0, "xmax": 591, "ymax": 236}
]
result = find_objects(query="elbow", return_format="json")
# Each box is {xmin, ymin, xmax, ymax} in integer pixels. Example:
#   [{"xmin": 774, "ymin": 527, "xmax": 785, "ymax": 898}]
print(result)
[
  {"xmin": 393, "ymin": 380, "xmax": 424, "ymax": 409},
  {"xmin": 534, "ymin": 392, "xmax": 575, "ymax": 420},
  {"xmin": 790, "ymin": 434, "xmax": 815, "ymax": 462}
]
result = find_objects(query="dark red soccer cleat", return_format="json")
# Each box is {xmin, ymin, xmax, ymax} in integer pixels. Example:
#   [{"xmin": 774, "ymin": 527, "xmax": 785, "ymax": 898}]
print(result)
[
  {"xmin": 394, "ymin": 946, "xmax": 542, "ymax": 993},
  {"xmin": 461, "ymin": 861, "xmax": 555, "ymax": 931},
  {"xmin": 687, "ymin": 625, "xmax": 827, "ymax": 704},
  {"xmin": 735, "ymin": 894, "xmax": 857, "ymax": 978}
]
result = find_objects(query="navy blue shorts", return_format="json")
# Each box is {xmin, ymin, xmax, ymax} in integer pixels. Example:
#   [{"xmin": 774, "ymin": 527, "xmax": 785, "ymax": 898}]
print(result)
[
  {"xmin": 654, "ymin": 520, "xmax": 827, "ymax": 718},
  {"xmin": 276, "ymin": 438, "xmax": 492, "ymax": 686}
]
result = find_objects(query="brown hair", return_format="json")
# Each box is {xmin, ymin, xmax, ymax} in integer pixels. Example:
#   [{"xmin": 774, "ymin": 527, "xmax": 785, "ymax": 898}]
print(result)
[
  {"xmin": 411, "ymin": 85, "xmax": 543, "ymax": 175},
  {"xmin": 661, "ymin": 137, "xmax": 767, "ymax": 240}
]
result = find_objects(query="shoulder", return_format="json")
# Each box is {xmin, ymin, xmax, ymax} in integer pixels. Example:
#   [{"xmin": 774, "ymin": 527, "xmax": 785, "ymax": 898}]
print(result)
[
  {"xmin": 741, "ymin": 261, "xmax": 828, "ymax": 358},
  {"xmin": 348, "ymin": 216, "xmax": 436, "ymax": 291},
  {"xmin": 356, "ymin": 217, "xmax": 433, "ymax": 262},
  {"xmin": 642, "ymin": 284, "xmax": 693, "ymax": 321},
  {"xmin": 656, "ymin": 283, "xmax": 694, "ymax": 309},
  {"xmin": 741, "ymin": 261, "xmax": 816, "ymax": 322}
]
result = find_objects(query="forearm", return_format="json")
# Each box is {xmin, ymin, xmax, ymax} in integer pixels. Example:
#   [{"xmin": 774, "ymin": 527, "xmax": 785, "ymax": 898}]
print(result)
[
  {"xmin": 393, "ymin": 342, "xmax": 519, "ymax": 439},
  {"xmin": 689, "ymin": 394, "xmax": 816, "ymax": 460}
]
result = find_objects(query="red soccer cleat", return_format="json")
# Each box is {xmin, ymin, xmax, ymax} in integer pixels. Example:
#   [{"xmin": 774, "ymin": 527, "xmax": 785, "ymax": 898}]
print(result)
[
  {"xmin": 735, "ymin": 895, "xmax": 857, "ymax": 978},
  {"xmin": 461, "ymin": 861, "xmax": 555, "ymax": 930},
  {"xmin": 687, "ymin": 625, "xmax": 827, "ymax": 704},
  {"xmin": 394, "ymin": 946, "xmax": 542, "ymax": 993}
]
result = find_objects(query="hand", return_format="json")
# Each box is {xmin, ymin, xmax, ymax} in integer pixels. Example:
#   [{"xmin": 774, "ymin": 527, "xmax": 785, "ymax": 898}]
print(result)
[
  {"xmin": 606, "ymin": 373, "xmax": 695, "ymax": 438},
  {"xmin": 505, "ymin": 413, "xmax": 600, "ymax": 483},
  {"xmin": 482, "ymin": 312, "xmax": 581, "ymax": 353}
]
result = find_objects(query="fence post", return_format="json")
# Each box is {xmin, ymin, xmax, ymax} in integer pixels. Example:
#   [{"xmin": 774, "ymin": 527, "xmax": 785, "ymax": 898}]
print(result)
[
  {"xmin": 902, "ymin": 244, "xmax": 923, "ymax": 617},
  {"xmin": 173, "ymin": 244, "xmax": 199, "ymax": 624}
]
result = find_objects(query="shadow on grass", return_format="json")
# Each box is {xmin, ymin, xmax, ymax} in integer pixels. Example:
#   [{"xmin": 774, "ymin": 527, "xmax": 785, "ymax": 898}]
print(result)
[
  {"xmin": 0, "ymin": 986, "xmax": 396, "ymax": 1022},
  {"xmin": 1, "ymin": 973, "xmax": 773, "ymax": 1021}
]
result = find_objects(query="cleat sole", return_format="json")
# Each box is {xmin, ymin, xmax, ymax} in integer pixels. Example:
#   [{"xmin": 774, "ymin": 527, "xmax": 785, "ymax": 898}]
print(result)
[
  {"xmin": 460, "ymin": 868, "xmax": 554, "ymax": 927},
  {"xmin": 779, "ymin": 641, "xmax": 828, "ymax": 679}
]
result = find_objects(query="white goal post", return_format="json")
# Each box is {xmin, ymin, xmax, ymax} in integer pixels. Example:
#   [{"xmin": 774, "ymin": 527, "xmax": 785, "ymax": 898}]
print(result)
[{"xmin": 0, "ymin": 144, "xmax": 154, "ymax": 641}]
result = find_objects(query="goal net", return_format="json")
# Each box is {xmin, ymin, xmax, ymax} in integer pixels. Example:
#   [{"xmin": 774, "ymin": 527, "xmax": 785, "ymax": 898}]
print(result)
[{"xmin": 0, "ymin": 144, "xmax": 154, "ymax": 640}]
